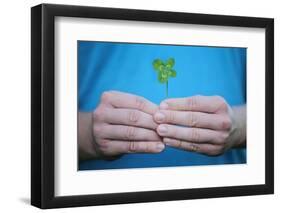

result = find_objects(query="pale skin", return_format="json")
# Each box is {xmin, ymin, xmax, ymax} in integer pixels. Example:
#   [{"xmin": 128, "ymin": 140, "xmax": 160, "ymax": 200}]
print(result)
[
  {"xmin": 79, "ymin": 91, "xmax": 246, "ymax": 160},
  {"xmin": 79, "ymin": 91, "xmax": 165, "ymax": 160},
  {"xmin": 154, "ymin": 95, "xmax": 246, "ymax": 156}
]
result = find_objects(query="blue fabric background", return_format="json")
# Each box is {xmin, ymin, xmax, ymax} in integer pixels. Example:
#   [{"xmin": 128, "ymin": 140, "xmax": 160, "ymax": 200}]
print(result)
[{"xmin": 78, "ymin": 41, "xmax": 246, "ymax": 170}]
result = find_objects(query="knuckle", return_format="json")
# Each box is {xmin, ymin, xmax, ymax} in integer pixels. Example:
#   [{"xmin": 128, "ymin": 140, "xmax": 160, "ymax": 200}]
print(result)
[
  {"xmin": 219, "ymin": 102, "xmax": 228, "ymax": 113},
  {"xmin": 128, "ymin": 110, "xmax": 140, "ymax": 124},
  {"xmin": 190, "ymin": 128, "xmax": 200, "ymax": 142},
  {"xmin": 143, "ymin": 144, "xmax": 150, "ymax": 153},
  {"xmin": 97, "ymin": 140, "xmax": 113, "ymax": 156},
  {"xmin": 189, "ymin": 143, "xmax": 199, "ymax": 152},
  {"xmin": 213, "ymin": 95, "xmax": 224, "ymax": 103},
  {"xmin": 92, "ymin": 107, "xmax": 104, "ymax": 121},
  {"xmin": 101, "ymin": 91, "xmax": 112, "ymax": 103},
  {"xmin": 135, "ymin": 96, "xmax": 146, "ymax": 111},
  {"xmin": 125, "ymin": 127, "xmax": 137, "ymax": 140},
  {"xmin": 212, "ymin": 146, "xmax": 225, "ymax": 156},
  {"xmin": 167, "ymin": 111, "xmax": 175, "ymax": 123},
  {"xmin": 99, "ymin": 146, "xmax": 107, "ymax": 154},
  {"xmin": 221, "ymin": 116, "xmax": 232, "ymax": 130},
  {"xmin": 97, "ymin": 139, "xmax": 109, "ymax": 149},
  {"xmin": 92, "ymin": 111, "xmax": 98, "ymax": 121},
  {"xmin": 217, "ymin": 132, "xmax": 229, "ymax": 144},
  {"xmin": 128, "ymin": 141, "xmax": 139, "ymax": 152},
  {"xmin": 214, "ymin": 96, "xmax": 228, "ymax": 112},
  {"xmin": 204, "ymin": 146, "xmax": 223, "ymax": 156},
  {"xmin": 186, "ymin": 112, "xmax": 197, "ymax": 127},
  {"xmin": 175, "ymin": 140, "xmax": 182, "ymax": 149},
  {"xmin": 93, "ymin": 124, "xmax": 103, "ymax": 137},
  {"xmin": 142, "ymin": 143, "xmax": 155, "ymax": 153},
  {"xmin": 186, "ymin": 96, "xmax": 198, "ymax": 110},
  {"xmin": 99, "ymin": 147, "xmax": 111, "ymax": 156}
]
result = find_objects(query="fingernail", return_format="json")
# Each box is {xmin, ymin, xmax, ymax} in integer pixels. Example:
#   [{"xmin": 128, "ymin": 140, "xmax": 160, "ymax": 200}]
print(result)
[
  {"xmin": 156, "ymin": 143, "xmax": 165, "ymax": 151},
  {"xmin": 154, "ymin": 112, "xmax": 165, "ymax": 122},
  {"xmin": 160, "ymin": 102, "xmax": 168, "ymax": 109},
  {"xmin": 158, "ymin": 125, "xmax": 168, "ymax": 134}
]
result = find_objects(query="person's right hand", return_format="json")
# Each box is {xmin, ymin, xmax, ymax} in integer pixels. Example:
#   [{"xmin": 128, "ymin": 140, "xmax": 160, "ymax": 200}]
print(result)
[{"xmin": 92, "ymin": 91, "xmax": 165, "ymax": 158}]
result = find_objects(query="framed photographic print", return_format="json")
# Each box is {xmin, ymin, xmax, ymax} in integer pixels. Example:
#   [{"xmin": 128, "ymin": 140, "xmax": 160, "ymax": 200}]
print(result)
[{"xmin": 31, "ymin": 3, "xmax": 274, "ymax": 209}]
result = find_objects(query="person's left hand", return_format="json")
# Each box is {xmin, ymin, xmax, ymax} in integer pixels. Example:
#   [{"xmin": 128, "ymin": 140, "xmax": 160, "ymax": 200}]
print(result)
[{"xmin": 153, "ymin": 95, "xmax": 240, "ymax": 156}]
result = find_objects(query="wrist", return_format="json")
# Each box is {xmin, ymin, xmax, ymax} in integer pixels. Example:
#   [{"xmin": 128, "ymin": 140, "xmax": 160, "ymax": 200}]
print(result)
[
  {"xmin": 229, "ymin": 105, "xmax": 246, "ymax": 148},
  {"xmin": 78, "ymin": 112, "xmax": 99, "ymax": 161}
]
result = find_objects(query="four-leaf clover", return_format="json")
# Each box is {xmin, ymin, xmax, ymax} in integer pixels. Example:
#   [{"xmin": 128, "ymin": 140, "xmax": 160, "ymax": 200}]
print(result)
[{"xmin": 153, "ymin": 58, "xmax": 177, "ymax": 97}]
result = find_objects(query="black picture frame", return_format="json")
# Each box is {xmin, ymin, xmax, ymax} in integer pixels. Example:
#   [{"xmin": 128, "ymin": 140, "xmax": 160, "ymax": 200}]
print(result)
[{"xmin": 31, "ymin": 3, "xmax": 274, "ymax": 209}]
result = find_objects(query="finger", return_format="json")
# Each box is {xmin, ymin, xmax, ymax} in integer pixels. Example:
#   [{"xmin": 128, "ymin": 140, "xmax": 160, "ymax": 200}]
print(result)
[
  {"xmin": 163, "ymin": 138, "xmax": 224, "ymax": 156},
  {"xmin": 160, "ymin": 95, "xmax": 228, "ymax": 113},
  {"xmin": 95, "ymin": 124, "xmax": 161, "ymax": 141},
  {"xmin": 154, "ymin": 110, "xmax": 231, "ymax": 130},
  {"xmin": 102, "ymin": 108, "xmax": 158, "ymax": 130},
  {"xmin": 156, "ymin": 124, "xmax": 228, "ymax": 144},
  {"xmin": 98, "ymin": 140, "xmax": 165, "ymax": 155},
  {"xmin": 101, "ymin": 91, "xmax": 158, "ymax": 115}
]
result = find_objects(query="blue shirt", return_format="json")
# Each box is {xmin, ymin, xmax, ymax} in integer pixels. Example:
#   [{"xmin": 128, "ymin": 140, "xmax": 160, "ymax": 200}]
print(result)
[{"xmin": 78, "ymin": 41, "xmax": 246, "ymax": 170}]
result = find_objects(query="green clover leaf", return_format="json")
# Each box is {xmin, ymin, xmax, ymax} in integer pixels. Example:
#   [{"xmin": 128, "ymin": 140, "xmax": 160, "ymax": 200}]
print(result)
[
  {"xmin": 152, "ymin": 58, "xmax": 177, "ymax": 97},
  {"xmin": 166, "ymin": 58, "xmax": 175, "ymax": 68},
  {"xmin": 169, "ymin": 69, "xmax": 177, "ymax": 77},
  {"xmin": 153, "ymin": 59, "xmax": 163, "ymax": 71}
]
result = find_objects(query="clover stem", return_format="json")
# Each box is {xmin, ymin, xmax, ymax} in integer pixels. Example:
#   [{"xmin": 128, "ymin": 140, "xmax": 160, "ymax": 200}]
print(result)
[{"xmin": 166, "ymin": 80, "xmax": 168, "ymax": 98}]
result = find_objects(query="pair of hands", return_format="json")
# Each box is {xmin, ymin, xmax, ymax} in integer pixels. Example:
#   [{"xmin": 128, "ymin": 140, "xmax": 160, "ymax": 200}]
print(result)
[{"xmin": 84, "ymin": 91, "xmax": 245, "ymax": 159}]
